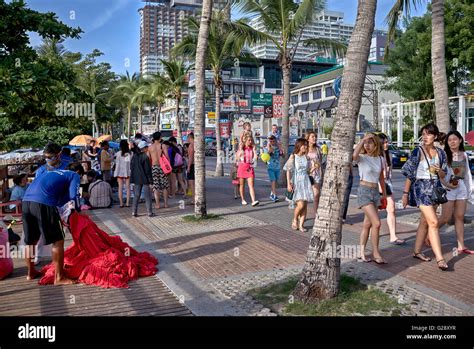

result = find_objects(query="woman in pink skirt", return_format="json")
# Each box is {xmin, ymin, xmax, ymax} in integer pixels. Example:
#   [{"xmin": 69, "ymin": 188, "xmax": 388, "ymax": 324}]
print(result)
[{"xmin": 236, "ymin": 135, "xmax": 259, "ymax": 206}]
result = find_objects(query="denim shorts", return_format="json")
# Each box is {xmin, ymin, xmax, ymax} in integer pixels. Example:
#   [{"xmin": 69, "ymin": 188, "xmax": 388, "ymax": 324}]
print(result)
[
  {"xmin": 357, "ymin": 185, "xmax": 381, "ymax": 209},
  {"xmin": 267, "ymin": 168, "xmax": 280, "ymax": 182}
]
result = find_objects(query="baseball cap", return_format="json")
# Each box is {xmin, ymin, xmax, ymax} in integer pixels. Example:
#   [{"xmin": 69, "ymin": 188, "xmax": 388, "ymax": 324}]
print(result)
[{"xmin": 138, "ymin": 140, "xmax": 149, "ymax": 149}]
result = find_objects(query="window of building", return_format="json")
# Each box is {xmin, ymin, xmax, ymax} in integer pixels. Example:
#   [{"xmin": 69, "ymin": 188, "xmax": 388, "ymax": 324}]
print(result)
[
  {"xmin": 206, "ymin": 83, "xmax": 214, "ymax": 94},
  {"xmin": 223, "ymin": 84, "xmax": 231, "ymax": 93},
  {"xmin": 325, "ymin": 85, "xmax": 334, "ymax": 98},
  {"xmin": 245, "ymin": 85, "xmax": 253, "ymax": 96},
  {"xmin": 291, "ymin": 95, "xmax": 298, "ymax": 104},
  {"xmin": 233, "ymin": 84, "xmax": 243, "ymax": 94},
  {"xmin": 301, "ymin": 92, "xmax": 309, "ymax": 102},
  {"xmin": 312, "ymin": 89, "xmax": 322, "ymax": 100},
  {"xmin": 255, "ymin": 85, "xmax": 262, "ymax": 93}
]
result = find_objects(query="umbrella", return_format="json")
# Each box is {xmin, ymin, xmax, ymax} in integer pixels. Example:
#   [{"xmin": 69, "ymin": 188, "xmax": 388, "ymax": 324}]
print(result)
[
  {"xmin": 108, "ymin": 141, "xmax": 120, "ymax": 150},
  {"xmin": 96, "ymin": 135, "xmax": 112, "ymax": 144},
  {"xmin": 465, "ymin": 131, "xmax": 474, "ymax": 146},
  {"xmin": 69, "ymin": 135, "xmax": 94, "ymax": 146}
]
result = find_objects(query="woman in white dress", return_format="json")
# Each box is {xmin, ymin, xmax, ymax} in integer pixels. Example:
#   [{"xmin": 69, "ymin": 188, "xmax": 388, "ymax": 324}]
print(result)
[
  {"xmin": 284, "ymin": 138, "xmax": 313, "ymax": 232},
  {"xmin": 114, "ymin": 140, "xmax": 132, "ymax": 207}
]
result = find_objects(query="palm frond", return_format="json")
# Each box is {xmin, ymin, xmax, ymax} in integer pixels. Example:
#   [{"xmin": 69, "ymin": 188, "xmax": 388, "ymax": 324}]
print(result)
[
  {"xmin": 302, "ymin": 38, "xmax": 347, "ymax": 58},
  {"xmin": 385, "ymin": 0, "xmax": 425, "ymax": 57}
]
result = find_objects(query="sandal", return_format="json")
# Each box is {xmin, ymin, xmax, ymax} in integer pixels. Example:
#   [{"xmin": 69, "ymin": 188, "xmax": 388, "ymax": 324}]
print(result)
[
  {"xmin": 373, "ymin": 257, "xmax": 388, "ymax": 264},
  {"xmin": 298, "ymin": 226, "xmax": 307, "ymax": 233},
  {"xmin": 357, "ymin": 256, "xmax": 372, "ymax": 263},
  {"xmin": 291, "ymin": 220, "xmax": 298, "ymax": 230},
  {"xmin": 413, "ymin": 252, "xmax": 432, "ymax": 262},
  {"xmin": 436, "ymin": 259, "xmax": 448, "ymax": 271},
  {"xmin": 458, "ymin": 248, "xmax": 474, "ymax": 255},
  {"xmin": 390, "ymin": 239, "xmax": 406, "ymax": 245}
]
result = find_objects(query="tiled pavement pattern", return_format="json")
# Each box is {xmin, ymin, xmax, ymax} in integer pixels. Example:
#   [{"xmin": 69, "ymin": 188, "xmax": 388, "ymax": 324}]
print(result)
[{"xmin": 86, "ymin": 172, "xmax": 474, "ymax": 316}]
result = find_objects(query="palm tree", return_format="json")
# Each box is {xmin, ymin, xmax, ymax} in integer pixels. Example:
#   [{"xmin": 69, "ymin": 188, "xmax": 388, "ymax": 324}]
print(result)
[
  {"xmin": 160, "ymin": 59, "xmax": 190, "ymax": 144},
  {"xmin": 293, "ymin": 0, "xmax": 377, "ymax": 303},
  {"xmin": 131, "ymin": 78, "xmax": 149, "ymax": 134},
  {"xmin": 173, "ymin": 11, "xmax": 267, "ymax": 176},
  {"xmin": 387, "ymin": 0, "xmax": 450, "ymax": 133},
  {"xmin": 112, "ymin": 71, "xmax": 139, "ymax": 139},
  {"xmin": 239, "ymin": 0, "xmax": 346, "ymax": 183},
  {"xmin": 138, "ymin": 73, "xmax": 168, "ymax": 130},
  {"xmin": 193, "ymin": 0, "xmax": 213, "ymax": 217},
  {"xmin": 76, "ymin": 71, "xmax": 100, "ymax": 136}
]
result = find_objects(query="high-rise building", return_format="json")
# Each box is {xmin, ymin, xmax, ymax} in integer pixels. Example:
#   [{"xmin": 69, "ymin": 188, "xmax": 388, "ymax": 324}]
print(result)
[
  {"xmin": 139, "ymin": 0, "xmax": 227, "ymax": 76},
  {"xmin": 369, "ymin": 30, "xmax": 389, "ymax": 62},
  {"xmin": 248, "ymin": 10, "xmax": 354, "ymax": 62}
]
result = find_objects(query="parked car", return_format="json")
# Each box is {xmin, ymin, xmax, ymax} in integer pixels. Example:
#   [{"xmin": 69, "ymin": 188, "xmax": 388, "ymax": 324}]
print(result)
[{"xmin": 389, "ymin": 145, "xmax": 410, "ymax": 168}]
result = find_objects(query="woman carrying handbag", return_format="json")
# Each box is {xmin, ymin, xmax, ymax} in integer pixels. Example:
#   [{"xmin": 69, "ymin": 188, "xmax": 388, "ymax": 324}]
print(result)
[{"xmin": 401, "ymin": 123, "xmax": 449, "ymax": 270}]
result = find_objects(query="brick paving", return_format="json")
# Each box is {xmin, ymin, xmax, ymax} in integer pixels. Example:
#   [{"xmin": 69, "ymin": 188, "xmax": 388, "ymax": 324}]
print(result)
[
  {"xmin": 6, "ymin": 158, "xmax": 471, "ymax": 316},
  {"xmin": 83, "ymin": 170, "xmax": 474, "ymax": 316}
]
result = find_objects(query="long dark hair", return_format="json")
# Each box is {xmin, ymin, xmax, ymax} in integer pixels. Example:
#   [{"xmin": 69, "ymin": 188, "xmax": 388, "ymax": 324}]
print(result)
[
  {"xmin": 293, "ymin": 138, "xmax": 308, "ymax": 155},
  {"xmin": 119, "ymin": 139, "xmax": 130, "ymax": 155},
  {"xmin": 377, "ymin": 133, "xmax": 392, "ymax": 167},
  {"xmin": 444, "ymin": 131, "xmax": 465, "ymax": 167}
]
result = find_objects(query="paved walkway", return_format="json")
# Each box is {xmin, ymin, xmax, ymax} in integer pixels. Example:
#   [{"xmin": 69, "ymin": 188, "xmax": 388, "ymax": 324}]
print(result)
[
  {"xmin": 91, "ymin": 171, "xmax": 474, "ymax": 316},
  {"xmin": 2, "ymin": 168, "xmax": 473, "ymax": 316}
]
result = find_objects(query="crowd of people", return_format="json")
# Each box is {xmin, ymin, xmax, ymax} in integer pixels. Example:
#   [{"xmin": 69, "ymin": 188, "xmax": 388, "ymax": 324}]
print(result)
[
  {"xmin": 4, "ymin": 121, "xmax": 473, "ymax": 285},
  {"xmin": 238, "ymin": 121, "xmax": 473, "ymax": 271}
]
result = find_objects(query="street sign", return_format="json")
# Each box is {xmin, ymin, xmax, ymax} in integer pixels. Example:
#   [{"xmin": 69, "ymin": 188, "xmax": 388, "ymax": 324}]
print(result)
[
  {"xmin": 161, "ymin": 124, "xmax": 172, "ymax": 130},
  {"xmin": 264, "ymin": 105, "xmax": 273, "ymax": 119},
  {"xmin": 251, "ymin": 93, "xmax": 273, "ymax": 107},
  {"xmin": 253, "ymin": 106, "xmax": 264, "ymax": 115},
  {"xmin": 272, "ymin": 95, "xmax": 284, "ymax": 118},
  {"xmin": 222, "ymin": 99, "xmax": 249, "ymax": 112}
]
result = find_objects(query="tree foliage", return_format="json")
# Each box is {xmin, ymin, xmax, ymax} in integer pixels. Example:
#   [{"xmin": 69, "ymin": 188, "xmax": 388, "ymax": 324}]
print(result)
[{"xmin": 384, "ymin": 0, "xmax": 473, "ymax": 101}]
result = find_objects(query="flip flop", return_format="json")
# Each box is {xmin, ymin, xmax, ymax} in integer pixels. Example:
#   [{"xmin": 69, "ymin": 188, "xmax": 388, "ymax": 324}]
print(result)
[
  {"xmin": 458, "ymin": 248, "xmax": 474, "ymax": 255},
  {"xmin": 390, "ymin": 239, "xmax": 406, "ymax": 245},
  {"xmin": 357, "ymin": 257, "xmax": 372, "ymax": 263},
  {"xmin": 373, "ymin": 257, "xmax": 388, "ymax": 264}
]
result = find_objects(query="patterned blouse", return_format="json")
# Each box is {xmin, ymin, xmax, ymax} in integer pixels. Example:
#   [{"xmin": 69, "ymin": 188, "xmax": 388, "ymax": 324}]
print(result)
[{"xmin": 401, "ymin": 146, "xmax": 447, "ymax": 206}]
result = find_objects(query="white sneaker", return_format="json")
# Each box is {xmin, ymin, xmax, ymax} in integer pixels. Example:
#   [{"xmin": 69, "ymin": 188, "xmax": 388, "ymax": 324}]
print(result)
[
  {"xmin": 241, "ymin": 200, "xmax": 248, "ymax": 206},
  {"xmin": 251, "ymin": 201, "xmax": 260, "ymax": 207}
]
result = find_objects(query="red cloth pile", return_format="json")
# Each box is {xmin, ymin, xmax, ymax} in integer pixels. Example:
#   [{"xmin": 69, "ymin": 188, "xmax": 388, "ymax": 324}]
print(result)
[
  {"xmin": 0, "ymin": 228, "xmax": 13, "ymax": 280},
  {"xmin": 39, "ymin": 212, "xmax": 158, "ymax": 288}
]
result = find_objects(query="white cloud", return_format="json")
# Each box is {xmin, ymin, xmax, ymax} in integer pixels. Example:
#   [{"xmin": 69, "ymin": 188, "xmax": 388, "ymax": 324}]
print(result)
[{"xmin": 88, "ymin": 0, "xmax": 133, "ymax": 33}]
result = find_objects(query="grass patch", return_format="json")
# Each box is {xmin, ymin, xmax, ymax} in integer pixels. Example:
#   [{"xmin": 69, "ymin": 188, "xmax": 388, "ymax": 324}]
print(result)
[
  {"xmin": 182, "ymin": 214, "xmax": 222, "ymax": 223},
  {"xmin": 248, "ymin": 274, "xmax": 406, "ymax": 316}
]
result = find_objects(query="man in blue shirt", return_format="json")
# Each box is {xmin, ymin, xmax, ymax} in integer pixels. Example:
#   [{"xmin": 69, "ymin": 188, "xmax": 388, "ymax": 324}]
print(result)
[
  {"xmin": 267, "ymin": 124, "xmax": 281, "ymax": 144},
  {"xmin": 22, "ymin": 162, "xmax": 84, "ymax": 284},
  {"xmin": 35, "ymin": 143, "xmax": 69, "ymax": 178}
]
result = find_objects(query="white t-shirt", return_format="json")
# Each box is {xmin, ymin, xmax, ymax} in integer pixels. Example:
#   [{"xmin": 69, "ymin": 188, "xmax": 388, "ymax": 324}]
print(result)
[
  {"xmin": 416, "ymin": 153, "xmax": 439, "ymax": 180},
  {"xmin": 357, "ymin": 154, "xmax": 383, "ymax": 184}
]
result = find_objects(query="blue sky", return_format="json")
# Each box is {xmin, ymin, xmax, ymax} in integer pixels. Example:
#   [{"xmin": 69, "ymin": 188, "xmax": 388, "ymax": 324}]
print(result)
[{"xmin": 25, "ymin": 0, "xmax": 427, "ymax": 75}]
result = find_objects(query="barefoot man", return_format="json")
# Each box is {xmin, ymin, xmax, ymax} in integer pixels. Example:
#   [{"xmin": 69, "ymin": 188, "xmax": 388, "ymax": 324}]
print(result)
[
  {"xmin": 148, "ymin": 131, "xmax": 170, "ymax": 209},
  {"xmin": 21, "ymin": 161, "xmax": 84, "ymax": 284}
]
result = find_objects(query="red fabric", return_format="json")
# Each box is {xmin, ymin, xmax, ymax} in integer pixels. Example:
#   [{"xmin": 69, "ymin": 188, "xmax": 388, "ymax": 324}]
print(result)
[
  {"xmin": 39, "ymin": 212, "xmax": 158, "ymax": 288},
  {"xmin": 0, "ymin": 228, "xmax": 13, "ymax": 280}
]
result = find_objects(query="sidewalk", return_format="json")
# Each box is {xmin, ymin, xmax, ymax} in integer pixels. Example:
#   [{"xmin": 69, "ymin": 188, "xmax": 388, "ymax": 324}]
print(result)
[{"xmin": 87, "ymin": 173, "xmax": 474, "ymax": 316}]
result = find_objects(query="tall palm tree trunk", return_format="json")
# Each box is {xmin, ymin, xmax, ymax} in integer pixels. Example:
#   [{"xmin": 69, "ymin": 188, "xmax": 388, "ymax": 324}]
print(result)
[
  {"xmin": 155, "ymin": 102, "xmax": 162, "ymax": 130},
  {"xmin": 278, "ymin": 57, "xmax": 291, "ymax": 186},
  {"xmin": 175, "ymin": 97, "xmax": 183, "ymax": 144},
  {"xmin": 127, "ymin": 107, "xmax": 132, "ymax": 140},
  {"xmin": 293, "ymin": 0, "xmax": 377, "ymax": 303},
  {"xmin": 138, "ymin": 106, "xmax": 143, "ymax": 133},
  {"xmin": 194, "ymin": 0, "xmax": 213, "ymax": 217},
  {"xmin": 431, "ymin": 0, "xmax": 450, "ymax": 133},
  {"xmin": 214, "ymin": 81, "xmax": 224, "ymax": 176}
]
